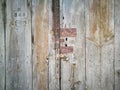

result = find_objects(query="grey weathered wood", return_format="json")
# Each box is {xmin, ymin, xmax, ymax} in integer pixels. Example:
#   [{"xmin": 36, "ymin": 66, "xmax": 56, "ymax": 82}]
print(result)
[
  {"xmin": 61, "ymin": 0, "xmax": 71, "ymax": 90},
  {"xmin": 6, "ymin": 0, "xmax": 32, "ymax": 90},
  {"xmin": 0, "ymin": 0, "xmax": 5, "ymax": 90},
  {"xmin": 85, "ymin": 0, "xmax": 101, "ymax": 90},
  {"xmin": 32, "ymin": 0, "xmax": 49, "ymax": 90},
  {"xmin": 115, "ymin": 0, "xmax": 120, "ymax": 90},
  {"xmin": 101, "ymin": 0, "xmax": 114, "ymax": 90},
  {"xmin": 48, "ymin": 0, "xmax": 56, "ymax": 90},
  {"xmin": 60, "ymin": 0, "xmax": 86, "ymax": 90},
  {"xmin": 85, "ymin": 0, "xmax": 114, "ymax": 90},
  {"xmin": 0, "ymin": 0, "xmax": 119, "ymax": 90}
]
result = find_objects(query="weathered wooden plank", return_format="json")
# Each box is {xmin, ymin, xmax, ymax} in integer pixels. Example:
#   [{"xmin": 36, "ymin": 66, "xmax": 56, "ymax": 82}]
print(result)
[
  {"xmin": 86, "ymin": 0, "xmax": 115, "ymax": 90},
  {"xmin": 115, "ymin": 0, "xmax": 120, "ymax": 90},
  {"xmin": 85, "ymin": 0, "xmax": 101, "ymax": 90},
  {"xmin": 32, "ymin": 0, "xmax": 49, "ymax": 90},
  {"xmin": 49, "ymin": 0, "xmax": 61, "ymax": 90},
  {"xmin": 48, "ymin": 0, "xmax": 55, "ymax": 89},
  {"xmin": 61, "ymin": 0, "xmax": 86, "ymax": 90},
  {"xmin": 6, "ymin": 0, "xmax": 32, "ymax": 90},
  {"xmin": 101, "ymin": 0, "xmax": 114, "ymax": 90},
  {"xmin": 60, "ymin": 28, "xmax": 77, "ymax": 37},
  {"xmin": 0, "ymin": 0, "xmax": 5, "ymax": 90}
]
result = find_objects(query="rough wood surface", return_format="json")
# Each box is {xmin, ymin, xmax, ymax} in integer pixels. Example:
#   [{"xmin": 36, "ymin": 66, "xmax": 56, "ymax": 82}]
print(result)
[
  {"xmin": 101, "ymin": 0, "xmax": 114, "ymax": 90},
  {"xmin": 115, "ymin": 0, "xmax": 120, "ymax": 90},
  {"xmin": 48, "ymin": 1, "xmax": 57, "ymax": 89},
  {"xmin": 85, "ymin": 0, "xmax": 101, "ymax": 90},
  {"xmin": 60, "ymin": 0, "xmax": 86, "ymax": 90},
  {"xmin": 0, "ymin": 0, "xmax": 120, "ymax": 90},
  {"xmin": 49, "ymin": 0, "xmax": 61, "ymax": 90},
  {"xmin": 6, "ymin": 0, "xmax": 32, "ymax": 90},
  {"xmin": 0, "ymin": 0, "xmax": 5, "ymax": 90},
  {"xmin": 85, "ymin": 0, "xmax": 114, "ymax": 90},
  {"xmin": 32, "ymin": 0, "xmax": 49, "ymax": 90}
]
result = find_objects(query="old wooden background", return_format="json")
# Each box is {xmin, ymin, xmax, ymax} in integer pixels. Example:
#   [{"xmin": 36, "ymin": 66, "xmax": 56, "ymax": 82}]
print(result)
[{"xmin": 0, "ymin": 0, "xmax": 120, "ymax": 90}]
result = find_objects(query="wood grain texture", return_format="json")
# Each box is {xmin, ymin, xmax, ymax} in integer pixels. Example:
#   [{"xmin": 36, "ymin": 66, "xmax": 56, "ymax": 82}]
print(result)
[
  {"xmin": 6, "ymin": 0, "xmax": 32, "ymax": 90},
  {"xmin": 0, "ymin": 0, "xmax": 5, "ymax": 90},
  {"xmin": 101, "ymin": 0, "xmax": 114, "ymax": 90},
  {"xmin": 85, "ymin": 0, "xmax": 101, "ymax": 90},
  {"xmin": 49, "ymin": 0, "xmax": 61, "ymax": 90},
  {"xmin": 0, "ymin": 0, "xmax": 120, "ymax": 90},
  {"xmin": 115, "ymin": 0, "xmax": 120, "ymax": 90},
  {"xmin": 60, "ymin": 0, "xmax": 86, "ymax": 90},
  {"xmin": 86, "ymin": 0, "xmax": 114, "ymax": 90},
  {"xmin": 48, "ymin": 0, "xmax": 56, "ymax": 89},
  {"xmin": 32, "ymin": 0, "xmax": 49, "ymax": 90}
]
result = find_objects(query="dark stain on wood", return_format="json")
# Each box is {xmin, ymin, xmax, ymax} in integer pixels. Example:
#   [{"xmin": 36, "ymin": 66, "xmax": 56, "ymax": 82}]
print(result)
[
  {"xmin": 52, "ymin": 0, "xmax": 60, "ymax": 41},
  {"xmin": 117, "ymin": 70, "xmax": 120, "ymax": 77},
  {"xmin": 52, "ymin": 0, "xmax": 61, "ymax": 89},
  {"xmin": 31, "ymin": 35, "xmax": 34, "ymax": 44},
  {"xmin": 2, "ymin": 0, "xmax": 6, "ymax": 27}
]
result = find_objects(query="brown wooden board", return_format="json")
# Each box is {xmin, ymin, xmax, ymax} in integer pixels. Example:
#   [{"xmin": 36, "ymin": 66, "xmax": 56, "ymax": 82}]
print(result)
[{"xmin": 32, "ymin": 0, "xmax": 49, "ymax": 90}]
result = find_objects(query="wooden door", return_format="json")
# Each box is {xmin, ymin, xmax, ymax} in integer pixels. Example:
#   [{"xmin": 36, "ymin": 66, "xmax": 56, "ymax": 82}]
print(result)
[{"xmin": 0, "ymin": 0, "xmax": 120, "ymax": 90}]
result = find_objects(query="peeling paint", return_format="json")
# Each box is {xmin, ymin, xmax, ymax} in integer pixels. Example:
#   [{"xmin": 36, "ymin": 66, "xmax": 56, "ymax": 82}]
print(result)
[
  {"xmin": 60, "ymin": 46, "xmax": 73, "ymax": 54},
  {"xmin": 60, "ymin": 28, "xmax": 77, "ymax": 37}
]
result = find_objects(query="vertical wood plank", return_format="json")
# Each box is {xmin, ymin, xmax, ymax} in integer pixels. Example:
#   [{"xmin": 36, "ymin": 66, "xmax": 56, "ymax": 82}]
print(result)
[
  {"xmin": 86, "ymin": 0, "xmax": 114, "ymax": 90},
  {"xmin": 32, "ymin": 0, "xmax": 49, "ymax": 90},
  {"xmin": 0, "ymin": 0, "xmax": 5, "ymax": 90},
  {"xmin": 115, "ymin": 0, "xmax": 120, "ymax": 90},
  {"xmin": 6, "ymin": 0, "xmax": 32, "ymax": 90},
  {"xmin": 60, "ymin": 0, "xmax": 86, "ymax": 90},
  {"xmin": 101, "ymin": 0, "xmax": 114, "ymax": 90},
  {"xmin": 48, "ymin": 0, "xmax": 56, "ymax": 89},
  {"xmin": 49, "ymin": 0, "xmax": 61, "ymax": 90},
  {"xmin": 48, "ymin": 0, "xmax": 58, "ymax": 90},
  {"xmin": 85, "ymin": 0, "xmax": 101, "ymax": 90}
]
